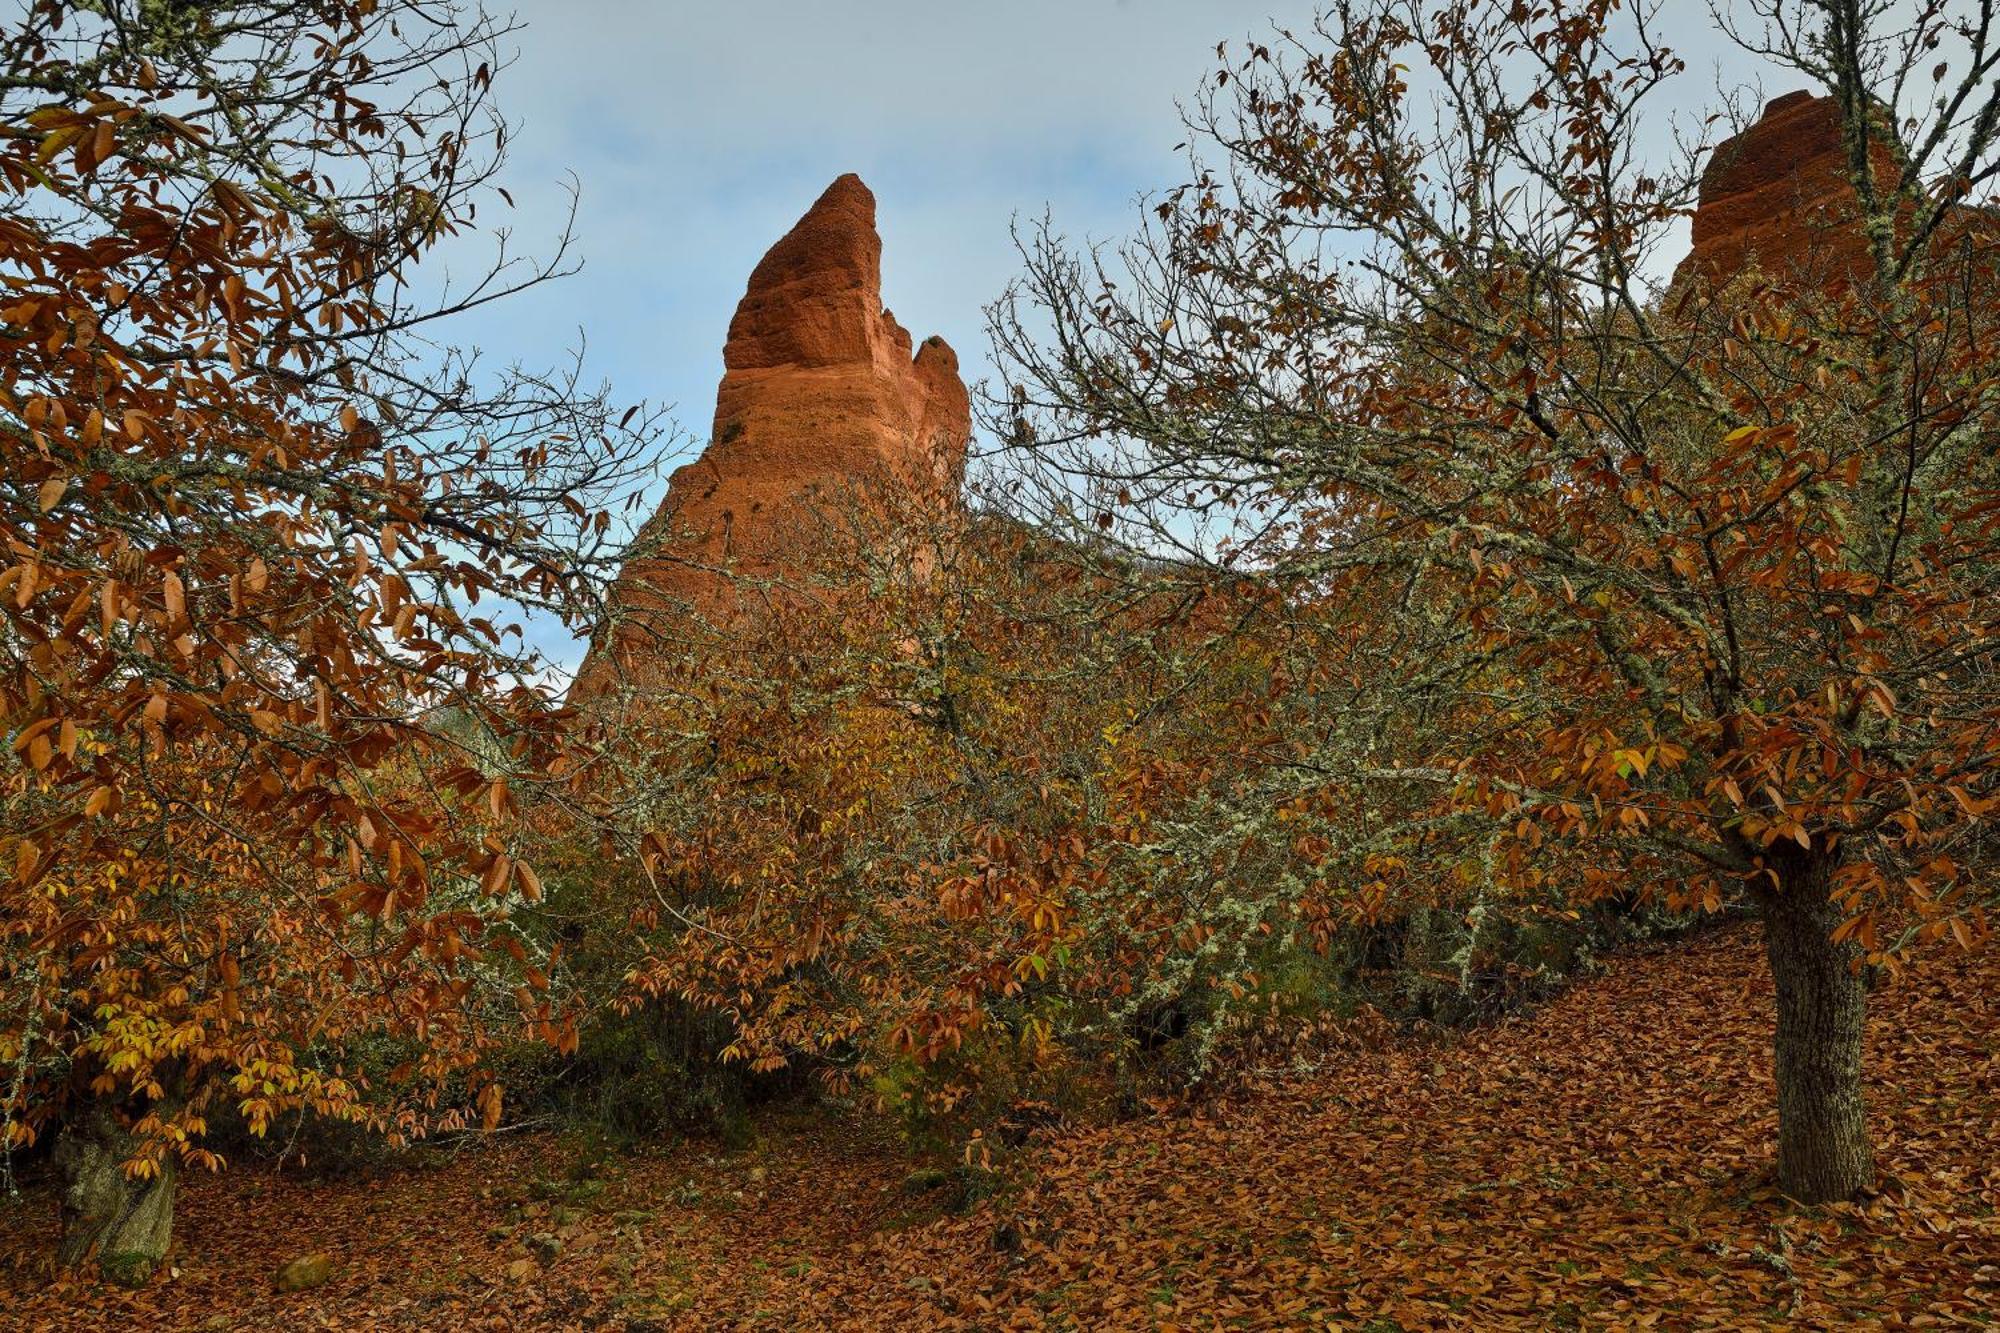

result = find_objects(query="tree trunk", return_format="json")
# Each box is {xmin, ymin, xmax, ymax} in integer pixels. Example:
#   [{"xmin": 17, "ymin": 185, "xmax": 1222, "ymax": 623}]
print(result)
[
  {"xmin": 1757, "ymin": 852, "xmax": 1873, "ymax": 1203},
  {"xmin": 54, "ymin": 1108, "xmax": 175, "ymax": 1287}
]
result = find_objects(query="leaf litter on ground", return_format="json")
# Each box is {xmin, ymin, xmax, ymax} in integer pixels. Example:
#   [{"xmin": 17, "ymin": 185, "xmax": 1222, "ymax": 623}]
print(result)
[{"xmin": 1, "ymin": 923, "xmax": 1993, "ymax": 1330}]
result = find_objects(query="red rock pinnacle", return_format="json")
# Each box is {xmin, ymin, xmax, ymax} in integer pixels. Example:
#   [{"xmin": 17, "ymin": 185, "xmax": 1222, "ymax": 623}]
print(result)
[
  {"xmin": 1674, "ymin": 91, "xmax": 1881, "ymax": 289},
  {"xmin": 574, "ymin": 175, "xmax": 970, "ymax": 699}
]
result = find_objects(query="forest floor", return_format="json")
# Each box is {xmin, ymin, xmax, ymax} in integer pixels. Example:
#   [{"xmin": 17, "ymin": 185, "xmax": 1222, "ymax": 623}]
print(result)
[{"xmin": 2, "ymin": 923, "xmax": 1995, "ymax": 1331}]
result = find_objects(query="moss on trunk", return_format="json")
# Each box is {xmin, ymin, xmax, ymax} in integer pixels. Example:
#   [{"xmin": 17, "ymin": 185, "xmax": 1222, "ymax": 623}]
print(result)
[{"xmin": 54, "ymin": 1109, "xmax": 175, "ymax": 1288}]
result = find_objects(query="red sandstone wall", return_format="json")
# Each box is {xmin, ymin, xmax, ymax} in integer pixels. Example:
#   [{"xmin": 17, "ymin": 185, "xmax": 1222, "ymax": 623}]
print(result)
[{"xmin": 573, "ymin": 175, "xmax": 970, "ymax": 699}]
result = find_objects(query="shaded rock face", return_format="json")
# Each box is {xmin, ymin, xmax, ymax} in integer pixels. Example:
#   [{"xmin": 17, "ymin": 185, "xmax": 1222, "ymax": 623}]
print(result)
[
  {"xmin": 575, "ymin": 175, "xmax": 969, "ymax": 698},
  {"xmin": 1675, "ymin": 91, "xmax": 1875, "ymax": 289}
]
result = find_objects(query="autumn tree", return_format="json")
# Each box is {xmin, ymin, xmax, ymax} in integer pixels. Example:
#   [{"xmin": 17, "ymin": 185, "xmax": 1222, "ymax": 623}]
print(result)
[
  {"xmin": 551, "ymin": 456, "xmax": 1312, "ymax": 1141},
  {"xmin": 991, "ymin": 0, "xmax": 1999, "ymax": 1203},
  {"xmin": 0, "ymin": 0, "xmax": 661, "ymax": 1279}
]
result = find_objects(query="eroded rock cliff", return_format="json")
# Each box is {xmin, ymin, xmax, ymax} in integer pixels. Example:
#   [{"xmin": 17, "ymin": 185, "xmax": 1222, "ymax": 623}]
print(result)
[
  {"xmin": 1671, "ymin": 90, "xmax": 1942, "ymax": 290},
  {"xmin": 574, "ymin": 174, "xmax": 969, "ymax": 699}
]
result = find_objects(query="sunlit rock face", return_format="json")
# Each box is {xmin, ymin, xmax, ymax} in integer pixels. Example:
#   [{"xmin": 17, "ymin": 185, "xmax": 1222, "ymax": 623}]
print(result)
[
  {"xmin": 1672, "ymin": 90, "xmax": 1935, "ymax": 290},
  {"xmin": 574, "ymin": 174, "xmax": 969, "ymax": 699}
]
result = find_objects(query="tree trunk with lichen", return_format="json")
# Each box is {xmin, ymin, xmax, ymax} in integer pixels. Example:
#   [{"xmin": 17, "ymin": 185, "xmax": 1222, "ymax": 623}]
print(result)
[
  {"xmin": 54, "ymin": 1107, "xmax": 175, "ymax": 1287},
  {"xmin": 1756, "ymin": 848, "xmax": 1874, "ymax": 1204}
]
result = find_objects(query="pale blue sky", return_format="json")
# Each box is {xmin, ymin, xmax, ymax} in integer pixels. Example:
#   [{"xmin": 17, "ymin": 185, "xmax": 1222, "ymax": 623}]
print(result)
[
  {"xmin": 447, "ymin": 2, "xmax": 1337, "ymax": 446},
  {"xmin": 432, "ymin": 2, "xmax": 1779, "ymax": 676}
]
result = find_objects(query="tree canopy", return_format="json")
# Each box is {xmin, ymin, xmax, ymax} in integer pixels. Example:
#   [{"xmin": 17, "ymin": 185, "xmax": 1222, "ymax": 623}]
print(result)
[
  {"xmin": 990, "ymin": 0, "xmax": 2000, "ymax": 1200},
  {"xmin": 0, "ymin": 0, "xmax": 661, "ymax": 1276}
]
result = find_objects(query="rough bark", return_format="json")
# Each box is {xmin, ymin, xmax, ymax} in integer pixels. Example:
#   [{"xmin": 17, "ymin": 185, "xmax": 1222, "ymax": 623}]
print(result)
[
  {"xmin": 1757, "ymin": 851, "xmax": 1874, "ymax": 1203},
  {"xmin": 54, "ymin": 1108, "xmax": 175, "ymax": 1287}
]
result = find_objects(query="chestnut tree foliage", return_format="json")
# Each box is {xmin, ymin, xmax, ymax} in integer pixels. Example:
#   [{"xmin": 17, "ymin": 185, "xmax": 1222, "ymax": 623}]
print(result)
[
  {"xmin": 0, "ymin": 0, "xmax": 660, "ymax": 1271},
  {"xmin": 989, "ymin": 0, "xmax": 1998, "ymax": 1202},
  {"xmin": 554, "ymin": 477, "xmax": 1300, "ymax": 1134}
]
